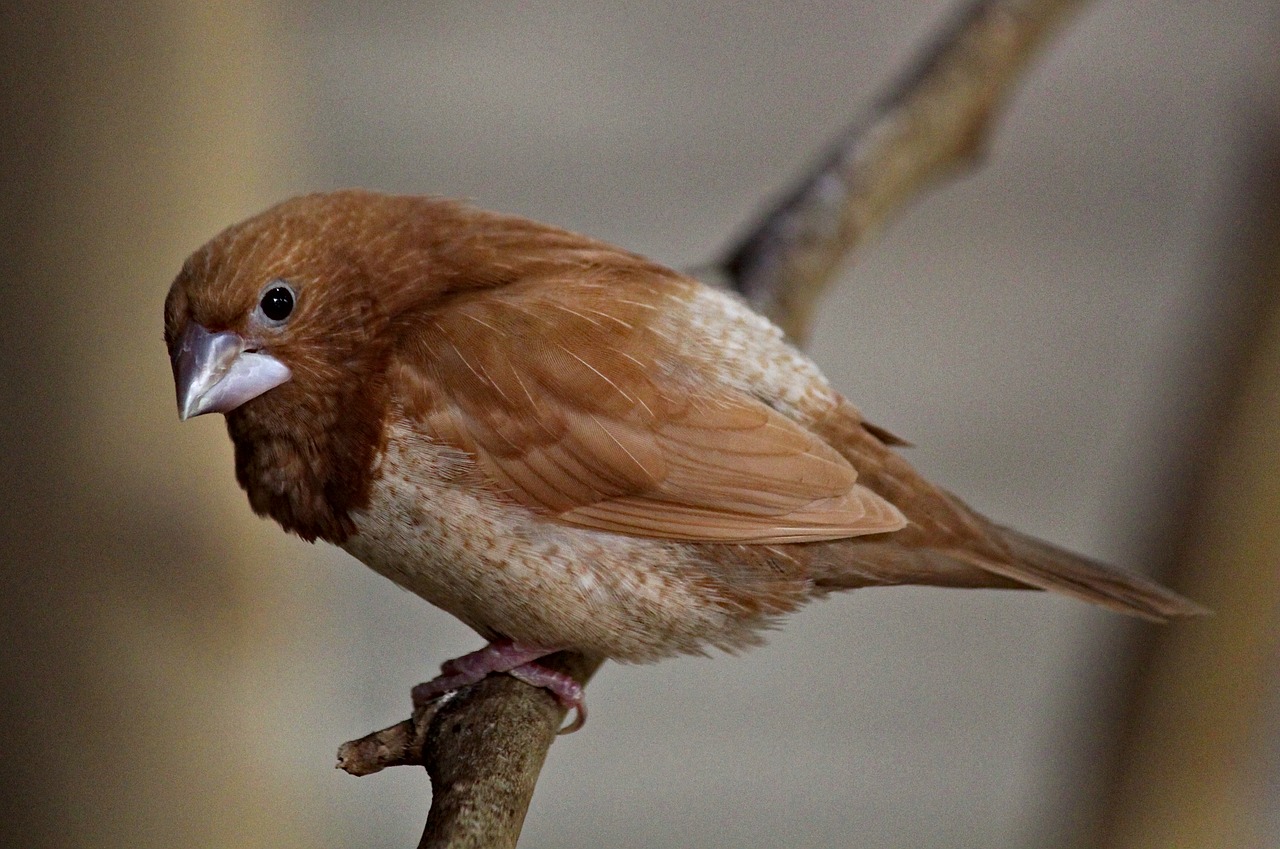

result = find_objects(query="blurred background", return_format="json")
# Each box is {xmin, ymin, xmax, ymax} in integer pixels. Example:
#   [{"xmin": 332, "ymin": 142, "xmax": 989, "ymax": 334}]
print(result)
[{"xmin": 3, "ymin": 2, "xmax": 1278, "ymax": 847}]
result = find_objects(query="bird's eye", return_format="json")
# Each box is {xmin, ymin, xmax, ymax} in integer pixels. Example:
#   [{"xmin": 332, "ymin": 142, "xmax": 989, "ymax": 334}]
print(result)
[{"xmin": 258, "ymin": 283, "xmax": 295, "ymax": 323}]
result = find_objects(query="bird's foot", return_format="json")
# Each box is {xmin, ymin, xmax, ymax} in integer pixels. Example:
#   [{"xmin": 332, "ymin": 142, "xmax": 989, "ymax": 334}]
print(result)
[
  {"xmin": 411, "ymin": 639, "xmax": 587, "ymax": 733},
  {"xmin": 508, "ymin": 661, "xmax": 587, "ymax": 734}
]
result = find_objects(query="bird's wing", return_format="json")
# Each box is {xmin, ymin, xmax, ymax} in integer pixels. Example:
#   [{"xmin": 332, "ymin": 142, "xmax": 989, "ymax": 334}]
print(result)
[{"xmin": 389, "ymin": 276, "xmax": 905, "ymax": 543}]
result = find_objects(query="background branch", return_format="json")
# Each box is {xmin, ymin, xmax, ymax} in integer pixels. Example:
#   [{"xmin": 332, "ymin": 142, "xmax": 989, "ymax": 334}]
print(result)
[
  {"xmin": 339, "ymin": 0, "xmax": 1093, "ymax": 844},
  {"xmin": 720, "ymin": 0, "xmax": 1090, "ymax": 343}
]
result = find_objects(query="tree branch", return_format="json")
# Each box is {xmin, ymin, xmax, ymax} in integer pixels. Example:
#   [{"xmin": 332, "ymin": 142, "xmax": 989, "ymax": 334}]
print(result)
[
  {"xmin": 338, "ymin": 1, "xmax": 1094, "ymax": 845},
  {"xmin": 338, "ymin": 652, "xmax": 602, "ymax": 848},
  {"xmin": 721, "ymin": 0, "xmax": 1091, "ymax": 343}
]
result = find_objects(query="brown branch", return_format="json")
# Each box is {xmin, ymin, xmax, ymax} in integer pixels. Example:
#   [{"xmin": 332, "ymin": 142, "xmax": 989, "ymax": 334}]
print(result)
[
  {"xmin": 721, "ymin": 0, "xmax": 1092, "ymax": 343},
  {"xmin": 339, "ymin": 1, "xmax": 1092, "ymax": 845},
  {"xmin": 339, "ymin": 653, "xmax": 602, "ymax": 848}
]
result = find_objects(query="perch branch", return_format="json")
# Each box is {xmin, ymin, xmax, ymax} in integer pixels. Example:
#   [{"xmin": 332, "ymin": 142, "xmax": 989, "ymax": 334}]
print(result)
[
  {"xmin": 721, "ymin": 0, "xmax": 1091, "ymax": 343},
  {"xmin": 339, "ymin": 652, "xmax": 602, "ymax": 849},
  {"xmin": 339, "ymin": 0, "xmax": 1093, "ymax": 845}
]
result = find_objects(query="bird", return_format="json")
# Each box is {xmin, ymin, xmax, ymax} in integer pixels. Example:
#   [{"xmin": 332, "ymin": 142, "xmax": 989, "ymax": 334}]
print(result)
[{"xmin": 165, "ymin": 188, "xmax": 1203, "ymax": 729}]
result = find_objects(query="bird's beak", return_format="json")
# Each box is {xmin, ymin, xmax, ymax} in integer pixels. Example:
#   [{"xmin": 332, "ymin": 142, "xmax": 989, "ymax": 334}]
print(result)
[{"xmin": 172, "ymin": 323, "xmax": 292, "ymax": 420}]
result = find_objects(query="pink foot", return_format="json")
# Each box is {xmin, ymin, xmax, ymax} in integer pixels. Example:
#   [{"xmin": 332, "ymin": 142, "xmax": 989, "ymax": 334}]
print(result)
[
  {"xmin": 411, "ymin": 640, "xmax": 588, "ymax": 733},
  {"xmin": 509, "ymin": 662, "xmax": 587, "ymax": 734}
]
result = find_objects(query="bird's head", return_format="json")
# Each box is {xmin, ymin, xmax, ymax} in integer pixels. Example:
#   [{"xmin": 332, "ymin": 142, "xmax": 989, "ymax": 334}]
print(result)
[
  {"xmin": 164, "ymin": 190, "xmax": 433, "ymax": 423},
  {"xmin": 164, "ymin": 190, "xmax": 459, "ymax": 539}
]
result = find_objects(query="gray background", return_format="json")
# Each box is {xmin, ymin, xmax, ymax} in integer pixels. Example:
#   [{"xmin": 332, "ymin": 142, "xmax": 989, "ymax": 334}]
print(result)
[{"xmin": 4, "ymin": 2, "xmax": 1277, "ymax": 847}]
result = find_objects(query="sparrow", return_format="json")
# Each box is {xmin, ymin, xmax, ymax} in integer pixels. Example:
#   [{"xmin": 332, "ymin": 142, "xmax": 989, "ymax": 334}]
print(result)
[{"xmin": 165, "ymin": 189, "xmax": 1202, "ymax": 728}]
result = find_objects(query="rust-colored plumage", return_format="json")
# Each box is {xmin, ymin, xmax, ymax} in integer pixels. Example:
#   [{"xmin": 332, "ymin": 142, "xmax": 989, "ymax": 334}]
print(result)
[{"xmin": 165, "ymin": 190, "xmax": 1202, "ymax": 719}]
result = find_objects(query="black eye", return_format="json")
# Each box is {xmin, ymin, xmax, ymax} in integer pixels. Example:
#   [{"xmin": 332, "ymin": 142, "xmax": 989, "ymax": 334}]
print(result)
[{"xmin": 259, "ymin": 284, "xmax": 294, "ymax": 323}]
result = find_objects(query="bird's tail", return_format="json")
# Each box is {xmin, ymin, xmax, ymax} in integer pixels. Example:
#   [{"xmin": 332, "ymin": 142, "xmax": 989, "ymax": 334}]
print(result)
[
  {"xmin": 974, "ymin": 525, "xmax": 1207, "ymax": 622},
  {"xmin": 811, "ymin": 532, "xmax": 1205, "ymax": 621}
]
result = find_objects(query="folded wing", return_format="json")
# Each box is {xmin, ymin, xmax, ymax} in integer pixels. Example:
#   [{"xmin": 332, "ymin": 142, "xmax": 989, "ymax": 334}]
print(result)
[{"xmin": 390, "ymin": 276, "xmax": 906, "ymax": 544}]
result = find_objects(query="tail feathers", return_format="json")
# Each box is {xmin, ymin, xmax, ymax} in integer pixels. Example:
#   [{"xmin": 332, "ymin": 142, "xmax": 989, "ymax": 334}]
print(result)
[{"xmin": 980, "ymin": 525, "xmax": 1208, "ymax": 622}]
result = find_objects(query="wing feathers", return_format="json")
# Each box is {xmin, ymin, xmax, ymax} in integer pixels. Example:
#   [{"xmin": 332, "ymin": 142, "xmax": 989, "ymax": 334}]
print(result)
[
  {"xmin": 560, "ymin": 484, "xmax": 905, "ymax": 543},
  {"xmin": 393, "ymin": 277, "xmax": 907, "ymax": 543}
]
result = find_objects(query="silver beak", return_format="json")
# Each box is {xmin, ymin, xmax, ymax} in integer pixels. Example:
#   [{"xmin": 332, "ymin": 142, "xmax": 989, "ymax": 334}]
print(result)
[{"xmin": 172, "ymin": 323, "xmax": 292, "ymax": 420}]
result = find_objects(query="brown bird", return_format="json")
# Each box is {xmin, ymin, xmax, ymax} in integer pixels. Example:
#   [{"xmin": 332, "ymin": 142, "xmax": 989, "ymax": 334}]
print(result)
[{"xmin": 165, "ymin": 189, "xmax": 1202, "ymax": 728}]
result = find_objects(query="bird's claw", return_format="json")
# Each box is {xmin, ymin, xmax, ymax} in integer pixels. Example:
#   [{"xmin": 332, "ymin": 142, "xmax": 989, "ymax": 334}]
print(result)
[
  {"xmin": 411, "ymin": 640, "xmax": 588, "ymax": 733},
  {"xmin": 507, "ymin": 661, "xmax": 587, "ymax": 733}
]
